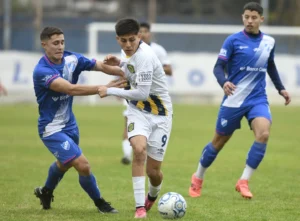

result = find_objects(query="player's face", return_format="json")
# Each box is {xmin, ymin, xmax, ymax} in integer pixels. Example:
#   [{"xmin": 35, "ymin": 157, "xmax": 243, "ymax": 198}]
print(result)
[
  {"xmin": 42, "ymin": 34, "xmax": 65, "ymax": 64},
  {"xmin": 242, "ymin": 10, "xmax": 264, "ymax": 34},
  {"xmin": 116, "ymin": 33, "xmax": 141, "ymax": 57},
  {"xmin": 139, "ymin": 27, "xmax": 151, "ymax": 44}
]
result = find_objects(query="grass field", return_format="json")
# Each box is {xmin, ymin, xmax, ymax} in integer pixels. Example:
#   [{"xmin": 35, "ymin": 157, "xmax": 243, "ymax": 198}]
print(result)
[{"xmin": 0, "ymin": 104, "xmax": 299, "ymax": 221}]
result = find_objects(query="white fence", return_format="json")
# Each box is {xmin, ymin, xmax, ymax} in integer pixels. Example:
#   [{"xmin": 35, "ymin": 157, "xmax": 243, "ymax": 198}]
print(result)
[{"xmin": 0, "ymin": 51, "xmax": 299, "ymax": 105}]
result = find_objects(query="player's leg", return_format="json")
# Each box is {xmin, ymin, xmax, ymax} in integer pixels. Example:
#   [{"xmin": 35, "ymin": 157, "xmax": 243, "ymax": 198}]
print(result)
[
  {"xmin": 121, "ymin": 100, "xmax": 132, "ymax": 165},
  {"xmin": 189, "ymin": 106, "xmax": 244, "ymax": 197},
  {"xmin": 121, "ymin": 116, "xmax": 132, "ymax": 165},
  {"xmin": 127, "ymin": 107, "xmax": 151, "ymax": 218},
  {"xmin": 70, "ymin": 154, "xmax": 118, "ymax": 213},
  {"xmin": 145, "ymin": 114, "xmax": 172, "ymax": 212},
  {"xmin": 34, "ymin": 132, "xmax": 74, "ymax": 209},
  {"xmin": 236, "ymin": 103, "xmax": 271, "ymax": 199}
]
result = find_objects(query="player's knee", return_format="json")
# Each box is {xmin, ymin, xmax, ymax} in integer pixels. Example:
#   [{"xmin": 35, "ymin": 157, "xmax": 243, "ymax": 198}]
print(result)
[
  {"xmin": 146, "ymin": 167, "xmax": 160, "ymax": 179},
  {"xmin": 132, "ymin": 145, "xmax": 147, "ymax": 162},
  {"xmin": 212, "ymin": 134, "xmax": 231, "ymax": 150},
  {"xmin": 75, "ymin": 161, "xmax": 91, "ymax": 176},
  {"xmin": 256, "ymin": 131, "xmax": 270, "ymax": 143}
]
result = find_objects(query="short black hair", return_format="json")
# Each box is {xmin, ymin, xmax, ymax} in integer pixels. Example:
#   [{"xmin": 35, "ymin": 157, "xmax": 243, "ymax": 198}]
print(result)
[
  {"xmin": 115, "ymin": 18, "xmax": 140, "ymax": 36},
  {"xmin": 243, "ymin": 2, "xmax": 263, "ymax": 15},
  {"xmin": 40, "ymin": 27, "xmax": 63, "ymax": 41},
  {"xmin": 140, "ymin": 22, "xmax": 151, "ymax": 31}
]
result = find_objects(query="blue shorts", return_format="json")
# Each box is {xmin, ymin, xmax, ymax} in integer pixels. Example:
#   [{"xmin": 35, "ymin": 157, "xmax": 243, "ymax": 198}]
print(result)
[
  {"xmin": 216, "ymin": 103, "xmax": 272, "ymax": 136},
  {"xmin": 41, "ymin": 128, "xmax": 82, "ymax": 165}
]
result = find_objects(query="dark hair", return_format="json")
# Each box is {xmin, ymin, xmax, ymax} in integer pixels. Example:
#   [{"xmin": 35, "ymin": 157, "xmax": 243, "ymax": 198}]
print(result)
[
  {"xmin": 140, "ymin": 22, "xmax": 151, "ymax": 31},
  {"xmin": 115, "ymin": 18, "xmax": 140, "ymax": 36},
  {"xmin": 243, "ymin": 2, "xmax": 263, "ymax": 15},
  {"xmin": 40, "ymin": 27, "xmax": 63, "ymax": 41}
]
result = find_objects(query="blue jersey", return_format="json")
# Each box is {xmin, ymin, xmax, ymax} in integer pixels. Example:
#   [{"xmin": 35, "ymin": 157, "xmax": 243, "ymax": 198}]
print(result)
[
  {"xmin": 33, "ymin": 51, "xmax": 96, "ymax": 137},
  {"xmin": 218, "ymin": 30, "xmax": 275, "ymax": 108}
]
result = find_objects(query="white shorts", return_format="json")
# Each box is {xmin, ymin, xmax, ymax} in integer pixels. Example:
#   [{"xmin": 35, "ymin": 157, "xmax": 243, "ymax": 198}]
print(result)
[{"xmin": 127, "ymin": 105, "xmax": 172, "ymax": 161}]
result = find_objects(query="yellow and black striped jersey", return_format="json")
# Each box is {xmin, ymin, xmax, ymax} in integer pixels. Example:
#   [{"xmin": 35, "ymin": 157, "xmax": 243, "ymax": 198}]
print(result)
[{"xmin": 120, "ymin": 42, "xmax": 172, "ymax": 116}]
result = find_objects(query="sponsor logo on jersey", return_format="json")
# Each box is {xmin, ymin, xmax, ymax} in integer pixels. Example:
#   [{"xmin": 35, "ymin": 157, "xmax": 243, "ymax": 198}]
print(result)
[
  {"xmin": 239, "ymin": 46, "xmax": 249, "ymax": 49},
  {"xmin": 61, "ymin": 141, "xmax": 70, "ymax": 150},
  {"xmin": 239, "ymin": 66, "xmax": 267, "ymax": 72},
  {"xmin": 128, "ymin": 122, "xmax": 134, "ymax": 132},
  {"xmin": 52, "ymin": 97, "xmax": 59, "ymax": 102},
  {"xmin": 127, "ymin": 64, "xmax": 135, "ymax": 73},
  {"xmin": 221, "ymin": 118, "xmax": 228, "ymax": 127}
]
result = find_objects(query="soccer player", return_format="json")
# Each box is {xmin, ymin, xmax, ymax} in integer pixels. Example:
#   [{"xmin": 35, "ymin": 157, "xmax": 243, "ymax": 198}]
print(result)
[
  {"xmin": 33, "ymin": 26, "xmax": 125, "ymax": 213},
  {"xmin": 119, "ymin": 21, "xmax": 173, "ymax": 165},
  {"xmin": 98, "ymin": 18, "xmax": 173, "ymax": 218},
  {"xmin": 189, "ymin": 2, "xmax": 291, "ymax": 199}
]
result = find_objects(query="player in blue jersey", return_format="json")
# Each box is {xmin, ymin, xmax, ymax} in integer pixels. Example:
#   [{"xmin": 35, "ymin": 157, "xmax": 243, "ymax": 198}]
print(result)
[
  {"xmin": 189, "ymin": 2, "xmax": 291, "ymax": 199},
  {"xmin": 33, "ymin": 27, "xmax": 125, "ymax": 213}
]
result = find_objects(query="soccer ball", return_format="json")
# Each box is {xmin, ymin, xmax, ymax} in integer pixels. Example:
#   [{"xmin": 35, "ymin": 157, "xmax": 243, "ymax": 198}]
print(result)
[{"xmin": 158, "ymin": 192, "xmax": 187, "ymax": 219}]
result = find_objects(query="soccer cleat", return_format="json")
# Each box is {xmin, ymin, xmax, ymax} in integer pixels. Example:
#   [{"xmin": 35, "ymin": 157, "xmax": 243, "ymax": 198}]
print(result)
[
  {"xmin": 121, "ymin": 157, "xmax": 131, "ymax": 165},
  {"xmin": 189, "ymin": 173, "xmax": 203, "ymax": 197},
  {"xmin": 134, "ymin": 207, "xmax": 147, "ymax": 219},
  {"xmin": 34, "ymin": 186, "xmax": 54, "ymax": 209},
  {"xmin": 145, "ymin": 194, "xmax": 157, "ymax": 211},
  {"xmin": 235, "ymin": 179, "xmax": 253, "ymax": 199},
  {"xmin": 94, "ymin": 198, "xmax": 118, "ymax": 213}
]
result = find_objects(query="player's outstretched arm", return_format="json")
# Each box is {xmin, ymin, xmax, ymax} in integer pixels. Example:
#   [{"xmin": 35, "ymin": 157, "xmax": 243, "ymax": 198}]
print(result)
[
  {"xmin": 103, "ymin": 54, "xmax": 121, "ymax": 66},
  {"xmin": 93, "ymin": 60, "xmax": 124, "ymax": 78},
  {"xmin": 98, "ymin": 84, "xmax": 150, "ymax": 101},
  {"xmin": 49, "ymin": 77, "xmax": 126, "ymax": 96}
]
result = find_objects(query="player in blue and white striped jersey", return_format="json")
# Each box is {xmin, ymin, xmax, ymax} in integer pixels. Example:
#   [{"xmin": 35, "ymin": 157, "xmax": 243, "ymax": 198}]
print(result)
[{"xmin": 189, "ymin": 2, "xmax": 291, "ymax": 199}]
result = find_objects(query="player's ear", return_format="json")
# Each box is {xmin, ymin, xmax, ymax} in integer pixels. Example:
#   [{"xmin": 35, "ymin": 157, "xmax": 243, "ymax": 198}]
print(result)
[
  {"xmin": 260, "ymin": 15, "xmax": 264, "ymax": 23},
  {"xmin": 41, "ymin": 41, "xmax": 46, "ymax": 49},
  {"xmin": 116, "ymin": 36, "xmax": 119, "ymax": 41}
]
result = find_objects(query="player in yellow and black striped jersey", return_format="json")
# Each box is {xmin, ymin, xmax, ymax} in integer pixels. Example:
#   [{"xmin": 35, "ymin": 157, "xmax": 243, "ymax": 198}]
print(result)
[{"xmin": 97, "ymin": 18, "xmax": 173, "ymax": 219}]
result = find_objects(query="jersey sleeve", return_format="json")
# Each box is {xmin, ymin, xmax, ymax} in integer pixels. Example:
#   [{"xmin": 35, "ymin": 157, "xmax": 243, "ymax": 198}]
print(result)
[
  {"xmin": 218, "ymin": 36, "xmax": 234, "ymax": 61},
  {"xmin": 135, "ymin": 54, "xmax": 154, "ymax": 86},
  {"xmin": 33, "ymin": 67, "xmax": 60, "ymax": 89},
  {"xmin": 268, "ymin": 44, "xmax": 275, "ymax": 61},
  {"xmin": 156, "ymin": 46, "xmax": 171, "ymax": 65},
  {"xmin": 73, "ymin": 52, "xmax": 96, "ymax": 72}
]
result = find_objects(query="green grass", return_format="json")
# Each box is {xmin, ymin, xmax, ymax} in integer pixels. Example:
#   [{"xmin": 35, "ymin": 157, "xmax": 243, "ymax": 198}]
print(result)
[{"xmin": 0, "ymin": 104, "xmax": 299, "ymax": 221}]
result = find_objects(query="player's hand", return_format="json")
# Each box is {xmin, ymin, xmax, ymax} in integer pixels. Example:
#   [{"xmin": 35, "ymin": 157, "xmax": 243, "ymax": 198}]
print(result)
[
  {"xmin": 103, "ymin": 54, "xmax": 121, "ymax": 66},
  {"xmin": 279, "ymin": 90, "xmax": 291, "ymax": 105},
  {"xmin": 106, "ymin": 79, "xmax": 127, "ymax": 88},
  {"xmin": 223, "ymin": 81, "xmax": 236, "ymax": 96},
  {"xmin": 0, "ymin": 83, "xmax": 7, "ymax": 96},
  {"xmin": 98, "ymin": 86, "xmax": 108, "ymax": 98}
]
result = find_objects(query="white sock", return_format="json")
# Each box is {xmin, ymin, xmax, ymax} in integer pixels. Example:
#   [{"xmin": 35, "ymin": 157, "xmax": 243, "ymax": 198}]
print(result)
[
  {"xmin": 122, "ymin": 139, "xmax": 132, "ymax": 159},
  {"xmin": 148, "ymin": 179, "xmax": 162, "ymax": 198},
  {"xmin": 240, "ymin": 164, "xmax": 255, "ymax": 180},
  {"xmin": 133, "ymin": 176, "xmax": 145, "ymax": 207},
  {"xmin": 195, "ymin": 162, "xmax": 207, "ymax": 179}
]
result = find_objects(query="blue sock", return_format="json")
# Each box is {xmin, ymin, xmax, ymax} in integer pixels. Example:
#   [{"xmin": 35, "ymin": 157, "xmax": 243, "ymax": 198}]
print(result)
[
  {"xmin": 44, "ymin": 162, "xmax": 65, "ymax": 190},
  {"xmin": 200, "ymin": 142, "xmax": 219, "ymax": 168},
  {"xmin": 79, "ymin": 174, "xmax": 101, "ymax": 200},
  {"xmin": 246, "ymin": 141, "xmax": 267, "ymax": 169}
]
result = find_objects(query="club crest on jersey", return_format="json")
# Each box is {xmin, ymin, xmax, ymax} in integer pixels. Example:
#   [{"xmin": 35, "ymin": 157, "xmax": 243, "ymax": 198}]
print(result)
[
  {"xmin": 61, "ymin": 141, "xmax": 70, "ymax": 150},
  {"xmin": 221, "ymin": 118, "xmax": 228, "ymax": 127},
  {"xmin": 127, "ymin": 64, "xmax": 135, "ymax": 73},
  {"xmin": 128, "ymin": 122, "xmax": 134, "ymax": 132}
]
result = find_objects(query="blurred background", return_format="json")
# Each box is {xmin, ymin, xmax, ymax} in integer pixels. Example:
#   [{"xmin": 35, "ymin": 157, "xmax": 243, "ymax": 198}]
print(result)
[{"xmin": 0, "ymin": 0, "xmax": 300, "ymax": 104}]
